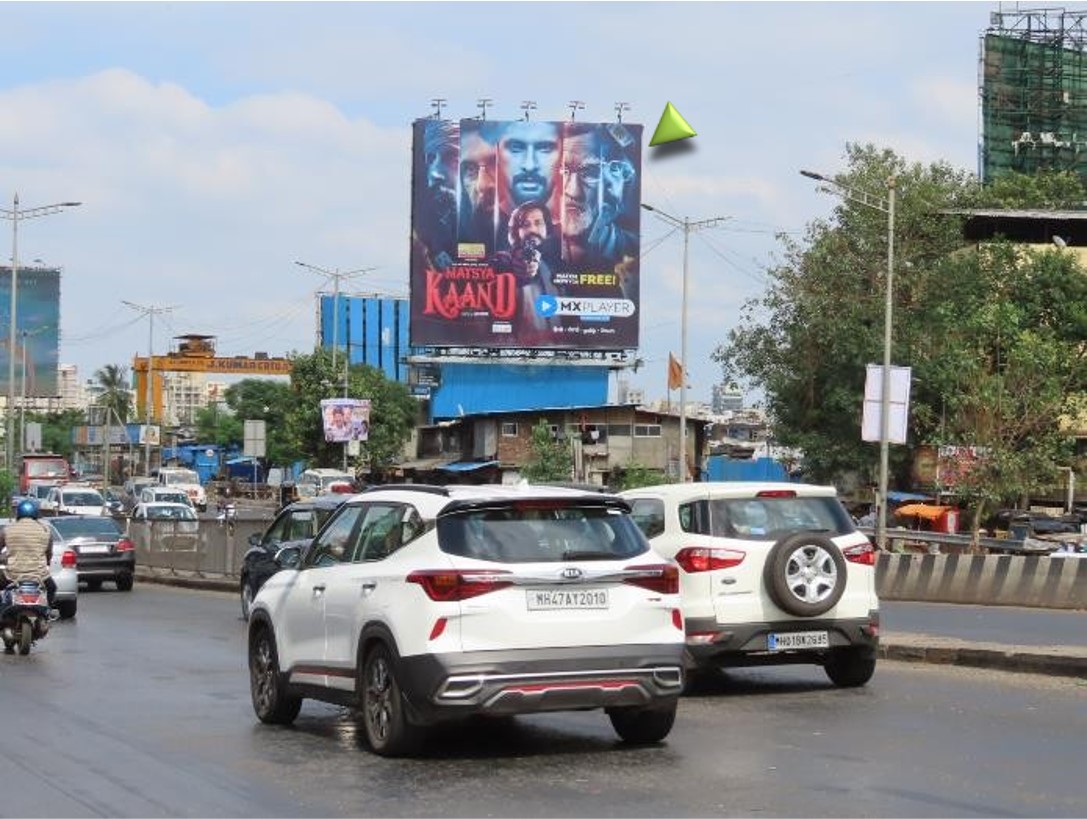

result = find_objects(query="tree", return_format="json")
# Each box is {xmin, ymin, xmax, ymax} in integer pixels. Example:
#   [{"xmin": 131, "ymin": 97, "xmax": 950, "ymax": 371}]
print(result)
[
  {"xmin": 715, "ymin": 143, "xmax": 975, "ymax": 485},
  {"xmin": 715, "ymin": 143, "xmax": 1087, "ymax": 519},
  {"xmin": 193, "ymin": 404, "xmax": 243, "ymax": 448},
  {"xmin": 93, "ymin": 364, "xmax": 132, "ymax": 423},
  {"xmin": 283, "ymin": 349, "xmax": 417, "ymax": 476},
  {"xmin": 24, "ymin": 409, "xmax": 85, "ymax": 459},
  {"xmin": 520, "ymin": 420, "xmax": 573, "ymax": 483},
  {"xmin": 611, "ymin": 462, "xmax": 672, "ymax": 491}
]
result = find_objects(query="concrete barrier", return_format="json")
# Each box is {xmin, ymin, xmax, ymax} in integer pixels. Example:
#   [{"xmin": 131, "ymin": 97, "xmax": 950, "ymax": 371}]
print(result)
[{"xmin": 877, "ymin": 553, "xmax": 1087, "ymax": 609}]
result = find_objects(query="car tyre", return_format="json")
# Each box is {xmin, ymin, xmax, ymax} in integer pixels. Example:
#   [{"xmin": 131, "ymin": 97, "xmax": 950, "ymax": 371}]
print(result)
[
  {"xmin": 763, "ymin": 532, "xmax": 847, "ymax": 617},
  {"xmin": 115, "ymin": 573, "xmax": 134, "ymax": 592},
  {"xmin": 56, "ymin": 599, "xmax": 77, "ymax": 620},
  {"xmin": 240, "ymin": 577, "xmax": 253, "ymax": 621},
  {"xmin": 608, "ymin": 702, "xmax": 677, "ymax": 744},
  {"xmin": 360, "ymin": 644, "xmax": 422, "ymax": 757},
  {"xmin": 249, "ymin": 625, "xmax": 302, "ymax": 725},
  {"xmin": 824, "ymin": 647, "xmax": 877, "ymax": 688}
]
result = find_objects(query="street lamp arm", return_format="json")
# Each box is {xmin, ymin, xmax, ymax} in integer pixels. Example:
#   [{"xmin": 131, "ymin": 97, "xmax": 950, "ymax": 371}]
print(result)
[
  {"xmin": 799, "ymin": 169, "xmax": 889, "ymax": 214},
  {"xmin": 0, "ymin": 202, "xmax": 82, "ymax": 221}
]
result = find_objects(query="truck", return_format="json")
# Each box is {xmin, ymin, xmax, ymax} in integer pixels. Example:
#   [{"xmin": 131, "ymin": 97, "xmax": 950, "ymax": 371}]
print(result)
[
  {"xmin": 153, "ymin": 466, "xmax": 208, "ymax": 512},
  {"xmin": 16, "ymin": 453, "xmax": 71, "ymax": 495}
]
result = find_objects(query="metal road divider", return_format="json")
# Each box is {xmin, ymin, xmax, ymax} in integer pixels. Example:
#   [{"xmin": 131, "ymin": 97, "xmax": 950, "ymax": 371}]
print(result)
[{"xmin": 132, "ymin": 520, "xmax": 1087, "ymax": 608}]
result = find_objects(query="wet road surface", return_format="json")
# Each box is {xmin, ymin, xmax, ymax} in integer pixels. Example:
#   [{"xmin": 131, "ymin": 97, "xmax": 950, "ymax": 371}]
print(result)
[{"xmin": 0, "ymin": 585, "xmax": 1084, "ymax": 818}]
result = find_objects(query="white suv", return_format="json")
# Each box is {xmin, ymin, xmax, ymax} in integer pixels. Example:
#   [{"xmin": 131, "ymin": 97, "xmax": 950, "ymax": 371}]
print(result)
[
  {"xmin": 247, "ymin": 484, "xmax": 685, "ymax": 755},
  {"xmin": 620, "ymin": 482, "xmax": 879, "ymax": 688}
]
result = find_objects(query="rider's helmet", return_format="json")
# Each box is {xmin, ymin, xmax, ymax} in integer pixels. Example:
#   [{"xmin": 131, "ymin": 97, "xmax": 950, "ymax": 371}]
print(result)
[{"xmin": 15, "ymin": 498, "xmax": 39, "ymax": 520}]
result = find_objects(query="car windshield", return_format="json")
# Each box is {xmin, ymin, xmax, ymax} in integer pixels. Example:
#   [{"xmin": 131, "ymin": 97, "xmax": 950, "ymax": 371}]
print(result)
[
  {"xmin": 679, "ymin": 495, "xmax": 855, "ymax": 540},
  {"xmin": 156, "ymin": 492, "xmax": 190, "ymax": 504},
  {"xmin": 439, "ymin": 503, "xmax": 648, "ymax": 563},
  {"xmin": 64, "ymin": 492, "xmax": 104, "ymax": 506},
  {"xmin": 51, "ymin": 517, "xmax": 123, "ymax": 538},
  {"xmin": 163, "ymin": 471, "xmax": 199, "ymax": 485},
  {"xmin": 26, "ymin": 459, "xmax": 66, "ymax": 477},
  {"xmin": 147, "ymin": 506, "xmax": 197, "ymax": 521}
]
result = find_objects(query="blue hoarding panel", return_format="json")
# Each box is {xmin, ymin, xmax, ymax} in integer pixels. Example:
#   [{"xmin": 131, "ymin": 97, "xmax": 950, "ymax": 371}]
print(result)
[
  {"xmin": 430, "ymin": 363, "xmax": 608, "ymax": 420},
  {"xmin": 319, "ymin": 295, "xmax": 410, "ymax": 383}
]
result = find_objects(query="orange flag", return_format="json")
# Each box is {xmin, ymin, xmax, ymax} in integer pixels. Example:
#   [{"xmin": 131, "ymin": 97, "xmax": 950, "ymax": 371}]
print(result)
[{"xmin": 667, "ymin": 353, "xmax": 684, "ymax": 391}]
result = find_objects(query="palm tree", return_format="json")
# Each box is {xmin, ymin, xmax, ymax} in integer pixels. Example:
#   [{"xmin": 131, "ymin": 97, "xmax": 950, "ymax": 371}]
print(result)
[{"xmin": 94, "ymin": 364, "xmax": 132, "ymax": 423}]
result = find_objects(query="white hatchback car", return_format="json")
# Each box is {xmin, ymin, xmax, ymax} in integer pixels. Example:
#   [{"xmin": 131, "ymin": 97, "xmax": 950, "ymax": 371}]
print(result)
[
  {"xmin": 620, "ymin": 482, "xmax": 880, "ymax": 688},
  {"xmin": 248, "ymin": 484, "xmax": 685, "ymax": 756}
]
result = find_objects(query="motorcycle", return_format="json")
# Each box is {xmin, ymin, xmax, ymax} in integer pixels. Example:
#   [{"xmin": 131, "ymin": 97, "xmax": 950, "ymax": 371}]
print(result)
[
  {"xmin": 217, "ymin": 502, "xmax": 238, "ymax": 534},
  {"xmin": 0, "ymin": 578, "xmax": 51, "ymax": 655}
]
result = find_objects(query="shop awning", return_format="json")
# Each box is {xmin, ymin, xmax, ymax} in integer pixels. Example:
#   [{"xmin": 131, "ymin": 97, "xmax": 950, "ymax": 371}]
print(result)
[
  {"xmin": 438, "ymin": 460, "xmax": 499, "ymax": 473},
  {"xmin": 393, "ymin": 457, "xmax": 449, "ymax": 471},
  {"xmin": 887, "ymin": 491, "xmax": 933, "ymax": 503}
]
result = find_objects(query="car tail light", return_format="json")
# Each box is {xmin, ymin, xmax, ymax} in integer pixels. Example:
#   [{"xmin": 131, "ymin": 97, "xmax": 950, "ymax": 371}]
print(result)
[
  {"xmin": 61, "ymin": 550, "xmax": 77, "ymax": 568},
  {"xmin": 622, "ymin": 563, "xmax": 679, "ymax": 595},
  {"xmin": 843, "ymin": 542, "xmax": 876, "ymax": 566},
  {"xmin": 115, "ymin": 538, "xmax": 135, "ymax": 553},
  {"xmin": 674, "ymin": 547, "xmax": 745, "ymax": 573},
  {"xmin": 756, "ymin": 489, "xmax": 796, "ymax": 498},
  {"xmin": 406, "ymin": 569, "xmax": 513, "ymax": 601}
]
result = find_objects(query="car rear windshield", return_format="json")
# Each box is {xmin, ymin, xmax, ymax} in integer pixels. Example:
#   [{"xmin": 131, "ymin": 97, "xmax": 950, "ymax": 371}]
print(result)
[
  {"xmin": 679, "ymin": 495, "xmax": 855, "ymax": 540},
  {"xmin": 64, "ymin": 492, "xmax": 103, "ymax": 506},
  {"xmin": 438, "ymin": 503, "xmax": 649, "ymax": 563},
  {"xmin": 51, "ymin": 517, "xmax": 122, "ymax": 537}
]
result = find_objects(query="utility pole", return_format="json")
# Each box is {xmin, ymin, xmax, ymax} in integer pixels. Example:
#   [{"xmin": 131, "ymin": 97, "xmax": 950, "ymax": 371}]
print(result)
[
  {"xmin": 0, "ymin": 194, "xmax": 81, "ymax": 470},
  {"xmin": 123, "ymin": 300, "xmax": 176, "ymax": 476},
  {"xmin": 640, "ymin": 204, "xmax": 728, "ymax": 481}
]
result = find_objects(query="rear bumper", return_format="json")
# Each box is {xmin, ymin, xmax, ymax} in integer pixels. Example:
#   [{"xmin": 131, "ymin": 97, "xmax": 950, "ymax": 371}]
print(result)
[
  {"xmin": 684, "ymin": 611, "xmax": 879, "ymax": 668},
  {"xmin": 397, "ymin": 644, "xmax": 685, "ymax": 725},
  {"xmin": 77, "ymin": 554, "xmax": 136, "ymax": 580}
]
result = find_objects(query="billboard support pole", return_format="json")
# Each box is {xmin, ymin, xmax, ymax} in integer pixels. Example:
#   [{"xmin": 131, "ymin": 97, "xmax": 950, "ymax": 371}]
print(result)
[{"xmin": 0, "ymin": 194, "xmax": 80, "ymax": 471}]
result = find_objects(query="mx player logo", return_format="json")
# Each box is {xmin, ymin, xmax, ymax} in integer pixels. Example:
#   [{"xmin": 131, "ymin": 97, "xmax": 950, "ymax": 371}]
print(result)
[
  {"xmin": 535, "ymin": 295, "xmax": 634, "ymax": 319},
  {"xmin": 536, "ymin": 294, "xmax": 559, "ymax": 318}
]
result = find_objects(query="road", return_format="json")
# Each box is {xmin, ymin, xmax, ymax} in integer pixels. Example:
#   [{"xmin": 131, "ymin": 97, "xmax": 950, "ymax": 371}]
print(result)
[{"xmin": 0, "ymin": 586, "xmax": 1084, "ymax": 818}]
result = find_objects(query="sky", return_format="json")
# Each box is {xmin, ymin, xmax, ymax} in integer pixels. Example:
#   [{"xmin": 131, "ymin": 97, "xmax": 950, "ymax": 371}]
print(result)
[{"xmin": 0, "ymin": 1, "xmax": 994, "ymax": 407}]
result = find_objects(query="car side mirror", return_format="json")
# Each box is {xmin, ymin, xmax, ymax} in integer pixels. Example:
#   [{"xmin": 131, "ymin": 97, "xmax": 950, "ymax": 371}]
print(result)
[
  {"xmin": 274, "ymin": 545, "xmax": 303, "ymax": 569},
  {"xmin": 248, "ymin": 532, "xmax": 262, "ymax": 547}
]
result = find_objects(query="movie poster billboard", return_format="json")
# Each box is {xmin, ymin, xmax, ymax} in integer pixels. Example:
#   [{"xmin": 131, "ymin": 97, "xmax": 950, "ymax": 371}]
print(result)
[
  {"xmin": 0, "ymin": 266, "xmax": 61, "ymax": 396},
  {"xmin": 409, "ymin": 118, "xmax": 642, "ymax": 350},
  {"xmin": 320, "ymin": 398, "xmax": 371, "ymax": 443}
]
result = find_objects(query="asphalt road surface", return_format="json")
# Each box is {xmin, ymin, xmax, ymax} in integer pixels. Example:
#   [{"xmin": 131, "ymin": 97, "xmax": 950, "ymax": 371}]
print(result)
[
  {"xmin": 0, "ymin": 585, "xmax": 1084, "ymax": 818},
  {"xmin": 882, "ymin": 599, "xmax": 1087, "ymax": 647}
]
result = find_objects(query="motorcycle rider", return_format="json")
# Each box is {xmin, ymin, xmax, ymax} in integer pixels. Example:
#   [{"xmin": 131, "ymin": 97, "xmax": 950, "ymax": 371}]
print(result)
[{"xmin": 0, "ymin": 499, "xmax": 56, "ymax": 607}]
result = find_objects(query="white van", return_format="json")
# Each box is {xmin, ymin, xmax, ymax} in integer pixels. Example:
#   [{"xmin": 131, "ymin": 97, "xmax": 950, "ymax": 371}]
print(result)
[{"xmin": 155, "ymin": 467, "xmax": 208, "ymax": 512}]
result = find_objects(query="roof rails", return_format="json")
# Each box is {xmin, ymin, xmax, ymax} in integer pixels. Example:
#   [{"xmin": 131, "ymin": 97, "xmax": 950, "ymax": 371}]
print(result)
[{"xmin": 361, "ymin": 484, "xmax": 451, "ymax": 496}]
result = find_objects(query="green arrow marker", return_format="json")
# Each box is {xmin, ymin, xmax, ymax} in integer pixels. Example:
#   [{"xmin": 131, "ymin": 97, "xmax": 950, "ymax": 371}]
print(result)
[{"xmin": 649, "ymin": 102, "xmax": 697, "ymax": 146}]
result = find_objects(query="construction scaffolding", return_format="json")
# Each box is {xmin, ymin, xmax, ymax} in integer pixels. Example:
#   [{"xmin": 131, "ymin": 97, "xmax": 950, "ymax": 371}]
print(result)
[{"xmin": 980, "ymin": 7, "xmax": 1087, "ymax": 182}]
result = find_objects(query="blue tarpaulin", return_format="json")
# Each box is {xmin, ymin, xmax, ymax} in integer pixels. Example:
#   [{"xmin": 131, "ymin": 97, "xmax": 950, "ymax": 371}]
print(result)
[
  {"xmin": 887, "ymin": 491, "xmax": 933, "ymax": 503},
  {"xmin": 438, "ymin": 461, "xmax": 498, "ymax": 473}
]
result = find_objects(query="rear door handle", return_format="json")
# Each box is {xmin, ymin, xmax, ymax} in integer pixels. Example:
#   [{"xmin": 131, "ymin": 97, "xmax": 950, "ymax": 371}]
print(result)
[
  {"xmin": 312, "ymin": 584, "xmax": 326, "ymax": 596},
  {"xmin": 361, "ymin": 582, "xmax": 377, "ymax": 595}
]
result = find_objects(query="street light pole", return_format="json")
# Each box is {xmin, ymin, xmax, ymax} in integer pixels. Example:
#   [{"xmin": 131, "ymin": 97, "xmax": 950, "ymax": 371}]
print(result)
[
  {"xmin": 641, "ymin": 204, "xmax": 727, "ymax": 482},
  {"xmin": 0, "ymin": 194, "xmax": 81, "ymax": 470},
  {"xmin": 801, "ymin": 169, "xmax": 897, "ymax": 550},
  {"xmin": 123, "ymin": 300, "xmax": 176, "ymax": 476},
  {"xmin": 294, "ymin": 261, "xmax": 377, "ymax": 371},
  {"xmin": 296, "ymin": 261, "xmax": 377, "ymax": 473}
]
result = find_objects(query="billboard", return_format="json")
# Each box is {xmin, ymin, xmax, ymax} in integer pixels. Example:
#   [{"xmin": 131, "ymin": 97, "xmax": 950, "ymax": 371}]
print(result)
[
  {"xmin": 320, "ymin": 398, "xmax": 371, "ymax": 443},
  {"xmin": 409, "ymin": 118, "xmax": 642, "ymax": 350},
  {"xmin": 0, "ymin": 266, "xmax": 61, "ymax": 396}
]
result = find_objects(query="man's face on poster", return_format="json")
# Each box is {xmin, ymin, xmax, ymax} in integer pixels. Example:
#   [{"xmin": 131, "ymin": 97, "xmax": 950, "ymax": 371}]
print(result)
[
  {"xmin": 460, "ymin": 130, "xmax": 496, "ymax": 215},
  {"xmin": 499, "ymin": 122, "xmax": 560, "ymax": 208},
  {"xmin": 561, "ymin": 131, "xmax": 603, "ymax": 238},
  {"xmin": 424, "ymin": 124, "xmax": 458, "ymax": 215},
  {"xmin": 516, "ymin": 206, "xmax": 549, "ymax": 247}
]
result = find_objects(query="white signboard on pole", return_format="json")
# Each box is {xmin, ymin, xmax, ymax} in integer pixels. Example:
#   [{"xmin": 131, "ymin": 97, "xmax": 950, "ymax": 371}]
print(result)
[
  {"xmin": 861, "ymin": 364, "xmax": 911, "ymax": 445},
  {"xmin": 244, "ymin": 420, "xmax": 266, "ymax": 458}
]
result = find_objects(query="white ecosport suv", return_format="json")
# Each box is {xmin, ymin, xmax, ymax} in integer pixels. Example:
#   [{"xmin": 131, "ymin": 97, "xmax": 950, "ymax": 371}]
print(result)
[
  {"xmin": 620, "ymin": 482, "xmax": 879, "ymax": 688},
  {"xmin": 247, "ymin": 484, "xmax": 685, "ymax": 755}
]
